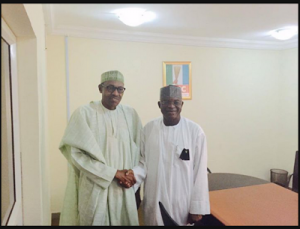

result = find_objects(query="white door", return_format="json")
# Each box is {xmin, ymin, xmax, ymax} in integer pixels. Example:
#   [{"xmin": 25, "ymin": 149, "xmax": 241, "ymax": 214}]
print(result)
[{"xmin": 1, "ymin": 18, "xmax": 23, "ymax": 226}]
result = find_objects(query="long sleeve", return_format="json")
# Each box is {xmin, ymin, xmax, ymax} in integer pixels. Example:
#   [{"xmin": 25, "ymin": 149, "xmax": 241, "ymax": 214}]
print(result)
[
  {"xmin": 189, "ymin": 131, "xmax": 210, "ymax": 215},
  {"xmin": 132, "ymin": 131, "xmax": 147, "ymax": 192},
  {"xmin": 70, "ymin": 147, "xmax": 117, "ymax": 189}
]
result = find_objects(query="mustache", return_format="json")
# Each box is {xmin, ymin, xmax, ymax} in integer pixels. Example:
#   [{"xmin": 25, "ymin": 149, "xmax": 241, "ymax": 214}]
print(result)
[{"xmin": 110, "ymin": 95, "xmax": 120, "ymax": 99}]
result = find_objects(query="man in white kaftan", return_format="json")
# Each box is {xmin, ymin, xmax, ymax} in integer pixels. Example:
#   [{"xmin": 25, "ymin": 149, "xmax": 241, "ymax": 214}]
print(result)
[
  {"xmin": 59, "ymin": 70, "xmax": 142, "ymax": 225},
  {"xmin": 131, "ymin": 85, "xmax": 210, "ymax": 225}
]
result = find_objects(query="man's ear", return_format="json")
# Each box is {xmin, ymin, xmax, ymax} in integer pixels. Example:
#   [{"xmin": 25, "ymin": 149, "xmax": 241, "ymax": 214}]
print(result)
[
  {"xmin": 158, "ymin": 101, "xmax": 161, "ymax": 109},
  {"xmin": 181, "ymin": 101, "xmax": 184, "ymax": 107},
  {"xmin": 98, "ymin": 84, "xmax": 102, "ymax": 93}
]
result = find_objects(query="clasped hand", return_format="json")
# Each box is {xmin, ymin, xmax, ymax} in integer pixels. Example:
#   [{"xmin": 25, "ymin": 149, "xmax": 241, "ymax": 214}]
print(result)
[
  {"xmin": 188, "ymin": 214, "xmax": 203, "ymax": 224},
  {"xmin": 115, "ymin": 169, "xmax": 136, "ymax": 188}
]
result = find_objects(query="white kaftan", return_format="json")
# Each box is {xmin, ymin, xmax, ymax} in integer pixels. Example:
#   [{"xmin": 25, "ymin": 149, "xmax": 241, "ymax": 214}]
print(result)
[
  {"xmin": 59, "ymin": 101, "xmax": 142, "ymax": 225},
  {"xmin": 132, "ymin": 117, "xmax": 210, "ymax": 225}
]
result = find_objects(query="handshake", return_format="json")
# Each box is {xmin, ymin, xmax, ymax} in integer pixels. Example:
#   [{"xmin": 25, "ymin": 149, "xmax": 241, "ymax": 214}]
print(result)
[{"xmin": 115, "ymin": 169, "xmax": 136, "ymax": 188}]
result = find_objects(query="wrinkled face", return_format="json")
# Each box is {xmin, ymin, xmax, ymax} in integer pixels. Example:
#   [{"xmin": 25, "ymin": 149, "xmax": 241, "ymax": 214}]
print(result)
[
  {"xmin": 158, "ymin": 97, "xmax": 183, "ymax": 125},
  {"xmin": 99, "ymin": 80, "xmax": 125, "ymax": 110}
]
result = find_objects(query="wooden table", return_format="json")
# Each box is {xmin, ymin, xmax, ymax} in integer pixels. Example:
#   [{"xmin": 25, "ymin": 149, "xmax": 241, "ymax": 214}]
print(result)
[{"xmin": 209, "ymin": 183, "xmax": 298, "ymax": 226}]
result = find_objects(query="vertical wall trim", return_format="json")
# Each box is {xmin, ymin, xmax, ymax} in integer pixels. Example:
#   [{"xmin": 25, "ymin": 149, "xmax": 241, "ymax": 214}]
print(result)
[{"xmin": 64, "ymin": 36, "xmax": 70, "ymax": 121}]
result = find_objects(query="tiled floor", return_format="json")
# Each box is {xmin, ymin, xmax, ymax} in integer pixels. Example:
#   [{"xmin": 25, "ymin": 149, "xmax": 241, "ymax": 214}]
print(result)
[
  {"xmin": 138, "ymin": 203, "xmax": 144, "ymax": 225},
  {"xmin": 51, "ymin": 213, "xmax": 60, "ymax": 226}
]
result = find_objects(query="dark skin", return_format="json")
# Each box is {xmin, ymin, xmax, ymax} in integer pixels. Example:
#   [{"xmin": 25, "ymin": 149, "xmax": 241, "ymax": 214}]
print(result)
[
  {"xmin": 115, "ymin": 169, "xmax": 136, "ymax": 188},
  {"xmin": 99, "ymin": 80, "xmax": 136, "ymax": 187},
  {"xmin": 99, "ymin": 80, "xmax": 124, "ymax": 110},
  {"xmin": 158, "ymin": 97, "xmax": 184, "ymax": 126}
]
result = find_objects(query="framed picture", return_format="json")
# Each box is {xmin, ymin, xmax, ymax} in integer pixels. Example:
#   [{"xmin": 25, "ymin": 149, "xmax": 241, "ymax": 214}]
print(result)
[{"xmin": 162, "ymin": 61, "xmax": 192, "ymax": 100}]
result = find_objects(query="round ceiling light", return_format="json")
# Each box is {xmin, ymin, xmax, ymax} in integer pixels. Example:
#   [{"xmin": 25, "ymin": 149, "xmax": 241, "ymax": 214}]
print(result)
[
  {"xmin": 114, "ymin": 8, "xmax": 156, "ymax": 27},
  {"xmin": 271, "ymin": 27, "xmax": 298, "ymax": 40}
]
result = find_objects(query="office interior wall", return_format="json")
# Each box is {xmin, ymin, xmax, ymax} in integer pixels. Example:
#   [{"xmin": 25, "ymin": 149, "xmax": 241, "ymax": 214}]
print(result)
[
  {"xmin": 46, "ymin": 35, "xmax": 298, "ymax": 213},
  {"xmin": 277, "ymin": 48, "xmax": 298, "ymax": 174}
]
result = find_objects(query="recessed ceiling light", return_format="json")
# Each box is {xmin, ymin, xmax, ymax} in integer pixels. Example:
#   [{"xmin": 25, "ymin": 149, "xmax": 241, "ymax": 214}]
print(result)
[
  {"xmin": 113, "ymin": 8, "xmax": 156, "ymax": 27},
  {"xmin": 271, "ymin": 27, "xmax": 298, "ymax": 40}
]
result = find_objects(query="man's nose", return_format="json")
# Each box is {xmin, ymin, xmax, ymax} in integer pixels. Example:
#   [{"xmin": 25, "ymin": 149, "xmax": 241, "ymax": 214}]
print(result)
[
  {"xmin": 167, "ymin": 102, "xmax": 175, "ymax": 107},
  {"xmin": 112, "ymin": 88, "xmax": 120, "ymax": 95}
]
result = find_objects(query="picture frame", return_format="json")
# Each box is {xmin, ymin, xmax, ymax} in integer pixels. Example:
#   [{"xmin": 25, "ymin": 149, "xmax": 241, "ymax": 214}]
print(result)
[{"xmin": 162, "ymin": 61, "xmax": 192, "ymax": 100}]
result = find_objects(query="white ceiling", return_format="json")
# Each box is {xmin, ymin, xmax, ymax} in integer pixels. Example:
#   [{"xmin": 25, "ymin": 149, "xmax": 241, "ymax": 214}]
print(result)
[{"xmin": 43, "ymin": 4, "xmax": 298, "ymax": 50}]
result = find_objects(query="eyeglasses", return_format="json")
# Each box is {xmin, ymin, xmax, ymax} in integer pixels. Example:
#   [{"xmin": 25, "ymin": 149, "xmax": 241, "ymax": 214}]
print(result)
[
  {"xmin": 160, "ymin": 100, "xmax": 182, "ymax": 106},
  {"xmin": 104, "ymin": 85, "xmax": 126, "ymax": 93}
]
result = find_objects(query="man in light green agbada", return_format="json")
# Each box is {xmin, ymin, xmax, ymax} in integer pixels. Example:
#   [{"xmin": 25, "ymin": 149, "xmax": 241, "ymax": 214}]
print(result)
[{"xmin": 59, "ymin": 70, "xmax": 142, "ymax": 225}]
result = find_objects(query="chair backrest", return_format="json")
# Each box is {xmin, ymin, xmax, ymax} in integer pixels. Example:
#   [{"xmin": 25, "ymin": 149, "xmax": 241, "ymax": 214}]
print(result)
[
  {"xmin": 292, "ymin": 151, "xmax": 298, "ymax": 193},
  {"xmin": 158, "ymin": 201, "xmax": 179, "ymax": 226}
]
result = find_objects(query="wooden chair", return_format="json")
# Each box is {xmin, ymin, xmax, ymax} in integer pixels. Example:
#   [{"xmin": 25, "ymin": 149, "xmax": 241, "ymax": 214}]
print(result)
[{"xmin": 289, "ymin": 151, "xmax": 298, "ymax": 193}]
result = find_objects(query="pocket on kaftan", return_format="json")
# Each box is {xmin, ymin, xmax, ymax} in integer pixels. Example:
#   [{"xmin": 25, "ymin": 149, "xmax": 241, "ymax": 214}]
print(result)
[{"xmin": 173, "ymin": 144, "xmax": 191, "ymax": 166}]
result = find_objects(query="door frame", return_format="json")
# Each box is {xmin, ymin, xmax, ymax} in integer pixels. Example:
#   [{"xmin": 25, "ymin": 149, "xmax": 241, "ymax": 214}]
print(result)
[{"xmin": 1, "ymin": 18, "xmax": 23, "ymax": 226}]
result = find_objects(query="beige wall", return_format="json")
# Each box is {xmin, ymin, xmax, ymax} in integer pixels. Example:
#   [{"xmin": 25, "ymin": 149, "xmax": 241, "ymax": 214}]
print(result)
[
  {"xmin": 46, "ymin": 36, "xmax": 68, "ymax": 213},
  {"xmin": 46, "ymin": 35, "xmax": 298, "ymax": 213},
  {"xmin": 18, "ymin": 4, "xmax": 50, "ymax": 225},
  {"xmin": 277, "ymin": 48, "xmax": 298, "ymax": 174}
]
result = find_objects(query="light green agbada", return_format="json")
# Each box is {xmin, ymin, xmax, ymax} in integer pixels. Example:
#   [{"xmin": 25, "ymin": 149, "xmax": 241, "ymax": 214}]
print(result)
[{"xmin": 59, "ymin": 100, "xmax": 142, "ymax": 225}]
